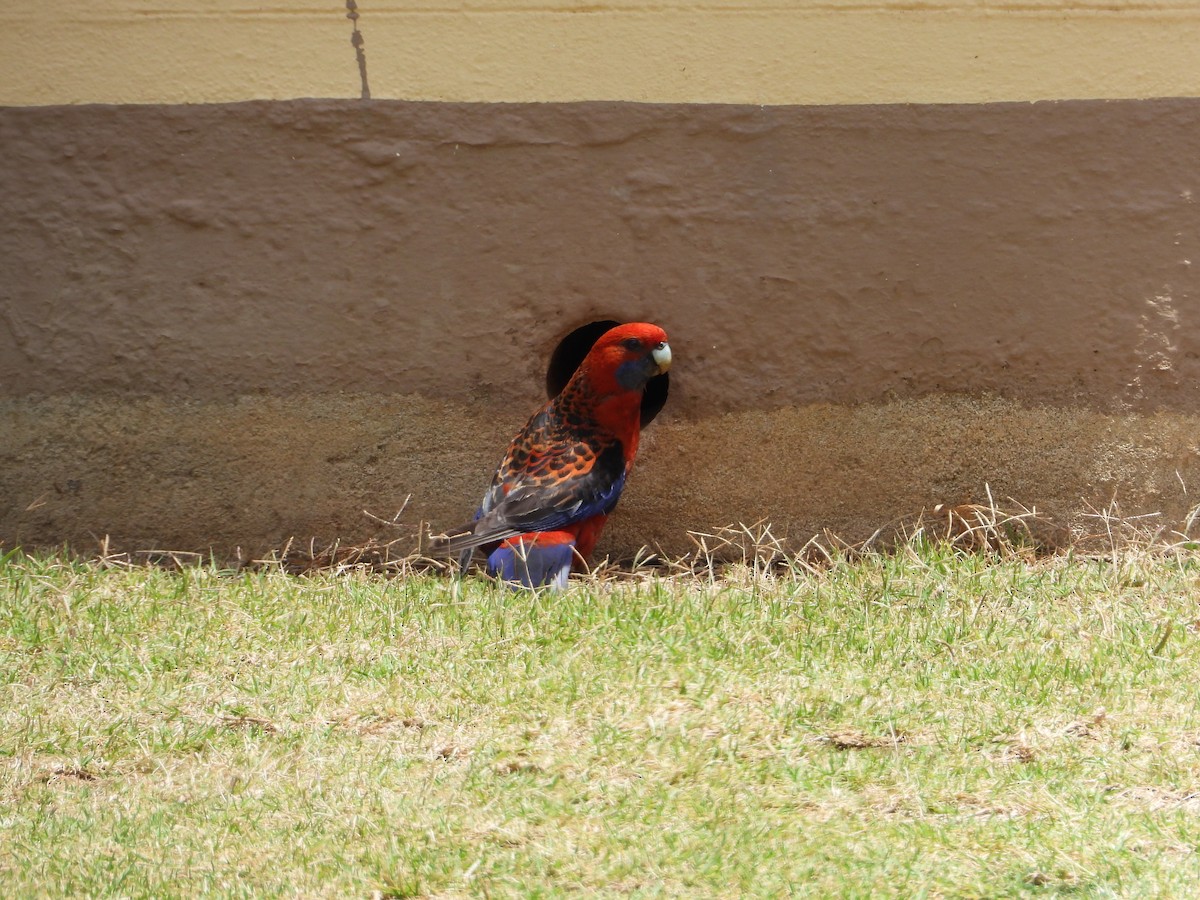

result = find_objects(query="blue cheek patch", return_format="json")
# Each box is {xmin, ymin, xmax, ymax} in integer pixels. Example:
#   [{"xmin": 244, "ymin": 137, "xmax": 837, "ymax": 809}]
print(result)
[
  {"xmin": 615, "ymin": 357, "xmax": 652, "ymax": 391},
  {"xmin": 488, "ymin": 541, "xmax": 575, "ymax": 589}
]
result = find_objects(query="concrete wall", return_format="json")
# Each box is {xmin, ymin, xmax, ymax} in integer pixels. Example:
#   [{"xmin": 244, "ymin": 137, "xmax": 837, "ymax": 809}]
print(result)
[{"xmin": 3, "ymin": 3, "xmax": 1200, "ymax": 560}]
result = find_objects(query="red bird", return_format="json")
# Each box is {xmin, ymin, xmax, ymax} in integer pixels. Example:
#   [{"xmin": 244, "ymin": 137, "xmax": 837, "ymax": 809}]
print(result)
[{"xmin": 437, "ymin": 322, "xmax": 672, "ymax": 588}]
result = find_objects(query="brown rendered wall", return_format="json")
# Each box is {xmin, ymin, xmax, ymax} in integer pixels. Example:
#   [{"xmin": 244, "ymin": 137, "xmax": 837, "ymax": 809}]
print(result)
[{"xmin": 2, "ymin": 99, "xmax": 1199, "ymax": 558}]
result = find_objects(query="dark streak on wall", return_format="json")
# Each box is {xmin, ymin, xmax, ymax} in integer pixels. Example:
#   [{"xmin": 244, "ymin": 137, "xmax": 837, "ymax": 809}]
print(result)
[{"xmin": 346, "ymin": 1, "xmax": 370, "ymax": 101}]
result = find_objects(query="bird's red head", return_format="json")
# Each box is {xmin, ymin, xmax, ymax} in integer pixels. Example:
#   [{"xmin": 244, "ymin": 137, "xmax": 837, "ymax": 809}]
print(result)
[{"xmin": 577, "ymin": 323, "xmax": 672, "ymax": 396}]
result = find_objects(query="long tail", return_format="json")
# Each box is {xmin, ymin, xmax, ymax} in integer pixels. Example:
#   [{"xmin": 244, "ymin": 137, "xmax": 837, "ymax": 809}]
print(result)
[
  {"xmin": 430, "ymin": 518, "xmax": 525, "ymax": 557},
  {"xmin": 427, "ymin": 526, "xmax": 472, "ymax": 555}
]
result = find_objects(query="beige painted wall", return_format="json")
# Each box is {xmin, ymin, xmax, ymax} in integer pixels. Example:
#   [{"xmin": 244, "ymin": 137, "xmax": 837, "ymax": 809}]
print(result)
[{"xmin": 3, "ymin": 1, "xmax": 1200, "ymax": 106}]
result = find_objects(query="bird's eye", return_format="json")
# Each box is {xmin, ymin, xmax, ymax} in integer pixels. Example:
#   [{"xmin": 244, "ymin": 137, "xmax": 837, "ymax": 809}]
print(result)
[{"xmin": 621, "ymin": 337, "xmax": 643, "ymax": 351}]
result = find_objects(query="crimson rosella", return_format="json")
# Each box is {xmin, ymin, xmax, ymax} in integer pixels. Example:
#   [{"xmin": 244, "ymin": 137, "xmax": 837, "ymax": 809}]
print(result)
[{"xmin": 436, "ymin": 322, "xmax": 672, "ymax": 589}]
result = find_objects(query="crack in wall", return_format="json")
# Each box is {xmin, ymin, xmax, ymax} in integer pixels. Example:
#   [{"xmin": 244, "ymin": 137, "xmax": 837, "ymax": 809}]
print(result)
[{"xmin": 346, "ymin": 1, "xmax": 370, "ymax": 100}]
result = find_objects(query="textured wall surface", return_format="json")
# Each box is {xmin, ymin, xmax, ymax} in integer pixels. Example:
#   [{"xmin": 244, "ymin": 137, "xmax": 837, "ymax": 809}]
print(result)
[
  {"xmin": 4, "ymin": 100, "xmax": 1198, "ymax": 409},
  {"xmin": 3, "ymin": 99, "xmax": 1199, "ymax": 558},
  {"xmin": 3, "ymin": 1, "xmax": 1200, "ymax": 106}
]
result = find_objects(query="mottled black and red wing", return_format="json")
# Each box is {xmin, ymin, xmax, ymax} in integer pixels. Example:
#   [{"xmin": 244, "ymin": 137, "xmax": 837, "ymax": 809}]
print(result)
[{"xmin": 442, "ymin": 440, "xmax": 627, "ymax": 554}]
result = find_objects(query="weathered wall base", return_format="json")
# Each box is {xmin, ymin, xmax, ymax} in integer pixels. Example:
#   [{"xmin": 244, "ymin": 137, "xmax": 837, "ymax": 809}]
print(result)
[{"xmin": 4, "ymin": 394, "xmax": 1198, "ymax": 560}]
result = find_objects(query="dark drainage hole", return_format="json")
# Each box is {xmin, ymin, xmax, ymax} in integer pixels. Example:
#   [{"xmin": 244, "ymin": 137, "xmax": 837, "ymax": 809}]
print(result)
[{"xmin": 545, "ymin": 319, "xmax": 669, "ymax": 428}]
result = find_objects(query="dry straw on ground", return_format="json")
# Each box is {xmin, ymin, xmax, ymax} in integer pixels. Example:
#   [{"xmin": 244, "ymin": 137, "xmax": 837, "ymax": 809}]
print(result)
[{"xmin": 72, "ymin": 486, "xmax": 1200, "ymax": 585}]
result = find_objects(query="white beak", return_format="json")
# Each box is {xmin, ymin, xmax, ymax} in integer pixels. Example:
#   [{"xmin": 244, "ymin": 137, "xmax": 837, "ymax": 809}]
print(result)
[{"xmin": 651, "ymin": 341, "xmax": 672, "ymax": 374}]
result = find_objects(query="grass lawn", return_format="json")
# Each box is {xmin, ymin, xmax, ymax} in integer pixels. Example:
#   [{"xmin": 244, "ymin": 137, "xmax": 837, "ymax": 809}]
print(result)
[{"xmin": 2, "ymin": 543, "xmax": 1199, "ymax": 897}]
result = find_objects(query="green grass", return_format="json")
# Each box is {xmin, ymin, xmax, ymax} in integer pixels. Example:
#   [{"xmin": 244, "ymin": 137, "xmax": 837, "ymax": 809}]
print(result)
[{"xmin": 2, "ymin": 545, "xmax": 1200, "ymax": 897}]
